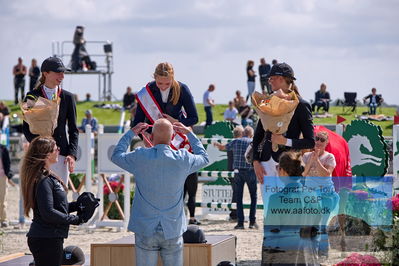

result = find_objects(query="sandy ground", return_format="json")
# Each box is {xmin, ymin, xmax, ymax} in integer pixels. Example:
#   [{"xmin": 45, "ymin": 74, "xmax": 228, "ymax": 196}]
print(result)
[{"xmin": 0, "ymin": 181, "xmax": 391, "ymax": 265}]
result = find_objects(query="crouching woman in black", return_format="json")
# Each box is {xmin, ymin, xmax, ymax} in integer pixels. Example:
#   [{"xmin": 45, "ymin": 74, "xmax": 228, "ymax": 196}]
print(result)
[{"xmin": 21, "ymin": 137, "xmax": 84, "ymax": 266}]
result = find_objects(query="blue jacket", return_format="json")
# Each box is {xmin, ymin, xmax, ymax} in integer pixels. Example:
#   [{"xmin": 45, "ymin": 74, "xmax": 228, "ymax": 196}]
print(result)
[
  {"xmin": 132, "ymin": 81, "xmax": 198, "ymax": 127},
  {"xmin": 111, "ymin": 130, "xmax": 209, "ymax": 239}
]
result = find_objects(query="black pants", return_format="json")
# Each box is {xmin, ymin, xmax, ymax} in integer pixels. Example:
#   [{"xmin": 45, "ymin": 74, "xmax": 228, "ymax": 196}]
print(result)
[
  {"xmin": 184, "ymin": 172, "xmax": 198, "ymax": 217},
  {"xmin": 14, "ymin": 78, "xmax": 25, "ymax": 104},
  {"xmin": 28, "ymin": 237, "xmax": 64, "ymax": 266},
  {"xmin": 204, "ymin": 106, "xmax": 213, "ymax": 127},
  {"xmin": 30, "ymin": 77, "xmax": 38, "ymax": 91}
]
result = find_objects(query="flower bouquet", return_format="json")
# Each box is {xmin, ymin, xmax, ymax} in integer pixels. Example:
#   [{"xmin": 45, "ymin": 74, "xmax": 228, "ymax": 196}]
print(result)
[
  {"xmin": 20, "ymin": 96, "xmax": 60, "ymax": 137},
  {"xmin": 251, "ymin": 89, "xmax": 299, "ymax": 151}
]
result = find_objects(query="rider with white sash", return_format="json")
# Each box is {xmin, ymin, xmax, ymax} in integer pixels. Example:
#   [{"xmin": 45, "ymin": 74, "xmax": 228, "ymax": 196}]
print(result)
[
  {"xmin": 132, "ymin": 63, "xmax": 198, "ymax": 147},
  {"xmin": 132, "ymin": 62, "xmax": 200, "ymax": 225}
]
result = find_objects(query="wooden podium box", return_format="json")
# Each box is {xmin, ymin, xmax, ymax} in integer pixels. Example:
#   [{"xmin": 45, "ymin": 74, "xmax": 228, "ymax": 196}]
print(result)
[{"xmin": 91, "ymin": 234, "xmax": 236, "ymax": 266}]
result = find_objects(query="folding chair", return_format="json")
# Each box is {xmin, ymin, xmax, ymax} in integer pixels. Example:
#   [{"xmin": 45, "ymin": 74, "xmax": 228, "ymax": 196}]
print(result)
[{"xmin": 342, "ymin": 92, "xmax": 357, "ymax": 113}]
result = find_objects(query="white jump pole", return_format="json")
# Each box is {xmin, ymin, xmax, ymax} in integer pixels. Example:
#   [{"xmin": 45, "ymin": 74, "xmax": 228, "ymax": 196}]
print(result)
[
  {"xmin": 118, "ymin": 109, "xmax": 126, "ymax": 134},
  {"xmin": 97, "ymin": 125, "xmax": 104, "ymax": 220},
  {"xmin": 335, "ymin": 124, "xmax": 344, "ymax": 136},
  {"xmin": 85, "ymin": 124, "xmax": 93, "ymax": 192},
  {"xmin": 123, "ymin": 123, "xmax": 131, "ymax": 229}
]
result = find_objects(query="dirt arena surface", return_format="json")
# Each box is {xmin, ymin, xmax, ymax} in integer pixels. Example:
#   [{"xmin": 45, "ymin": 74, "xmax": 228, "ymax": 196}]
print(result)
[{"xmin": 0, "ymin": 182, "xmax": 389, "ymax": 265}]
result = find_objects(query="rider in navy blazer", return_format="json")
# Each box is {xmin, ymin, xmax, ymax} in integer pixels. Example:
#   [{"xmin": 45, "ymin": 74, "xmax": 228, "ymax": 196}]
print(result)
[
  {"xmin": 252, "ymin": 63, "xmax": 315, "ymax": 183},
  {"xmin": 132, "ymin": 82, "xmax": 198, "ymax": 127},
  {"xmin": 23, "ymin": 88, "xmax": 78, "ymax": 159}
]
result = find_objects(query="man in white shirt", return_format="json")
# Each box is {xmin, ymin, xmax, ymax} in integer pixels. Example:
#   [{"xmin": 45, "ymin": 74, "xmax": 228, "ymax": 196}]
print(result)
[
  {"xmin": 203, "ymin": 84, "xmax": 215, "ymax": 128},
  {"xmin": 224, "ymin": 101, "xmax": 238, "ymax": 123}
]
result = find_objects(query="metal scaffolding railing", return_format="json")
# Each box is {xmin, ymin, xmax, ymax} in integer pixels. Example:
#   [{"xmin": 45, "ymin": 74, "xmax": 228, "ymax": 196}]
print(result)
[{"xmin": 51, "ymin": 40, "xmax": 115, "ymax": 101}]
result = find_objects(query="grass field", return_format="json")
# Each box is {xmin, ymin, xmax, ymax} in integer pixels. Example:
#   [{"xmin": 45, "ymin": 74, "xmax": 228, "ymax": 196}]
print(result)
[{"xmin": 4, "ymin": 100, "xmax": 397, "ymax": 136}]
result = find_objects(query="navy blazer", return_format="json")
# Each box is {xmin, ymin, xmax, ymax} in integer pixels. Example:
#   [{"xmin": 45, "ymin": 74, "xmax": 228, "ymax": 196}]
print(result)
[
  {"xmin": 253, "ymin": 97, "xmax": 315, "ymax": 162},
  {"xmin": 0, "ymin": 145, "xmax": 12, "ymax": 179},
  {"xmin": 132, "ymin": 81, "xmax": 198, "ymax": 127},
  {"xmin": 23, "ymin": 87, "xmax": 79, "ymax": 159}
]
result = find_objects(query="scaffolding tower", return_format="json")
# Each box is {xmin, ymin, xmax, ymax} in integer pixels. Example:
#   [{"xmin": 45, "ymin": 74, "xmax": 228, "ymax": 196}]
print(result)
[{"xmin": 52, "ymin": 40, "xmax": 114, "ymax": 101}]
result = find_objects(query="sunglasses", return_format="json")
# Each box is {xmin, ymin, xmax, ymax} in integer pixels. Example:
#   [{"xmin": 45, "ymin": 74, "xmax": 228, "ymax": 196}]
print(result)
[{"xmin": 315, "ymin": 136, "xmax": 326, "ymax": 143}]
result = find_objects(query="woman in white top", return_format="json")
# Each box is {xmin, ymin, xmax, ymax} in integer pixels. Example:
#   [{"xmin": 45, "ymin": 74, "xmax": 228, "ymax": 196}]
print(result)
[
  {"xmin": 303, "ymin": 131, "xmax": 335, "ymax": 178},
  {"xmin": 303, "ymin": 131, "xmax": 339, "ymax": 235}
]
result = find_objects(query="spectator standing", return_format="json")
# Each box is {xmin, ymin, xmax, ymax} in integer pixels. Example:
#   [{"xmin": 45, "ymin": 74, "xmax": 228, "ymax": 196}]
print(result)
[
  {"xmin": 123, "ymin": 86, "xmax": 137, "ymax": 123},
  {"xmin": 0, "ymin": 132, "xmax": 13, "ymax": 228},
  {"xmin": 23, "ymin": 56, "xmax": 78, "ymax": 185},
  {"xmin": 258, "ymin": 58, "xmax": 272, "ymax": 95},
  {"xmin": 363, "ymin": 87, "xmax": 383, "ymax": 115},
  {"xmin": 79, "ymin": 109, "xmax": 98, "ymax": 134},
  {"xmin": 271, "ymin": 59, "xmax": 278, "ymax": 66},
  {"xmin": 215, "ymin": 126, "xmax": 258, "ymax": 230},
  {"xmin": 246, "ymin": 60, "xmax": 256, "ymax": 101},
  {"xmin": 29, "ymin": 59, "xmax": 40, "ymax": 92},
  {"xmin": 111, "ymin": 119, "xmax": 209, "ymax": 266},
  {"xmin": 311, "ymin": 83, "xmax": 331, "ymax": 113},
  {"xmin": 224, "ymin": 101, "xmax": 238, "ymax": 123},
  {"xmin": 203, "ymin": 84, "xmax": 215, "ymax": 128},
  {"xmin": 13, "ymin": 57, "xmax": 27, "ymax": 104}
]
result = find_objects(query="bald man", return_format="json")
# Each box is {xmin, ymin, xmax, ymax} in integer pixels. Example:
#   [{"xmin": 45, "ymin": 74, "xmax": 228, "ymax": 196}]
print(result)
[{"xmin": 111, "ymin": 118, "xmax": 209, "ymax": 266}]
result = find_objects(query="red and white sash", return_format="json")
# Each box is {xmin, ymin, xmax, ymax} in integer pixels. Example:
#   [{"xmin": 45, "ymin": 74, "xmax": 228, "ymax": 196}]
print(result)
[{"xmin": 136, "ymin": 84, "xmax": 192, "ymax": 151}]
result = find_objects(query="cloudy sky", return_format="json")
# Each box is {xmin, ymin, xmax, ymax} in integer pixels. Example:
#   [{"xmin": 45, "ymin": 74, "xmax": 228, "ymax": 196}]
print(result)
[{"xmin": 1, "ymin": 0, "xmax": 398, "ymax": 105}]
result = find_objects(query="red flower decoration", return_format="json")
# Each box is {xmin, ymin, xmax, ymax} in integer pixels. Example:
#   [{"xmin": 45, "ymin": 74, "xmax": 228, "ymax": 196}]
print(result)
[
  {"xmin": 103, "ymin": 181, "xmax": 124, "ymax": 195},
  {"xmin": 336, "ymin": 252, "xmax": 380, "ymax": 266},
  {"xmin": 386, "ymin": 194, "xmax": 399, "ymax": 213}
]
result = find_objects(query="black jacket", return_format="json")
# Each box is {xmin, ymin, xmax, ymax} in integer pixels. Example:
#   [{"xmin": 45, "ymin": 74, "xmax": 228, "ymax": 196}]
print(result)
[
  {"xmin": 0, "ymin": 144, "xmax": 12, "ymax": 179},
  {"xmin": 364, "ymin": 94, "xmax": 383, "ymax": 105},
  {"xmin": 27, "ymin": 174, "xmax": 80, "ymax": 239},
  {"xmin": 253, "ymin": 97, "xmax": 315, "ymax": 162},
  {"xmin": 23, "ymin": 87, "xmax": 79, "ymax": 159}
]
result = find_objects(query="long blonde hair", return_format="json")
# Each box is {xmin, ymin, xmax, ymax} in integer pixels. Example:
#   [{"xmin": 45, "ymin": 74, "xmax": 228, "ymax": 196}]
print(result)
[
  {"xmin": 20, "ymin": 137, "xmax": 57, "ymax": 217},
  {"xmin": 153, "ymin": 62, "xmax": 181, "ymax": 105}
]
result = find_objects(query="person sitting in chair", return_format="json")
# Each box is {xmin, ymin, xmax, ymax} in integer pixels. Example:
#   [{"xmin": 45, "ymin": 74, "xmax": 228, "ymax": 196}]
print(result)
[
  {"xmin": 311, "ymin": 83, "xmax": 330, "ymax": 113},
  {"xmin": 363, "ymin": 88, "xmax": 383, "ymax": 115}
]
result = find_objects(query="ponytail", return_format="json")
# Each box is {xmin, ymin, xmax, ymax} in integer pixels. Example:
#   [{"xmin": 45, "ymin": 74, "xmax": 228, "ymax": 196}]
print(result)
[
  {"xmin": 35, "ymin": 74, "xmax": 46, "ymax": 90},
  {"xmin": 170, "ymin": 80, "xmax": 181, "ymax": 105},
  {"xmin": 283, "ymin": 76, "xmax": 300, "ymax": 97}
]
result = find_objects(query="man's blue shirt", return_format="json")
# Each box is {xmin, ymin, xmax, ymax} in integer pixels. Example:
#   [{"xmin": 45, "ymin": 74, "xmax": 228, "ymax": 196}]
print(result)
[
  {"xmin": 225, "ymin": 137, "xmax": 252, "ymax": 170},
  {"xmin": 111, "ymin": 130, "xmax": 209, "ymax": 239}
]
